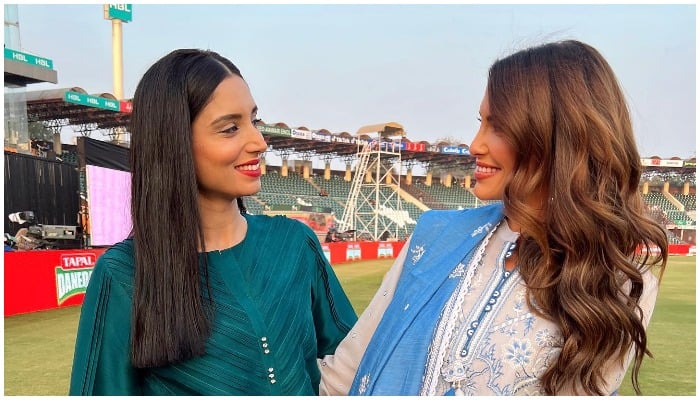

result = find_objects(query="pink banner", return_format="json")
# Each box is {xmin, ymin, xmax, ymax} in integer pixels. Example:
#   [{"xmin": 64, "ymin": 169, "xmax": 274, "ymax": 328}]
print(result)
[{"xmin": 86, "ymin": 165, "xmax": 132, "ymax": 246}]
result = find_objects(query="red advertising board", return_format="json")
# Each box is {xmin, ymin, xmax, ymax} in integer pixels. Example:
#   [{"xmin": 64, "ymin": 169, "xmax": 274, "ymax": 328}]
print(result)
[
  {"xmin": 5, "ymin": 241, "xmax": 405, "ymax": 317},
  {"xmin": 6, "ymin": 241, "xmax": 689, "ymax": 317},
  {"xmin": 321, "ymin": 241, "xmax": 406, "ymax": 265},
  {"xmin": 119, "ymin": 100, "xmax": 132, "ymax": 113},
  {"xmin": 404, "ymin": 142, "xmax": 426, "ymax": 152},
  {"xmin": 668, "ymin": 243, "xmax": 692, "ymax": 256},
  {"xmin": 5, "ymin": 248, "xmax": 106, "ymax": 317}
]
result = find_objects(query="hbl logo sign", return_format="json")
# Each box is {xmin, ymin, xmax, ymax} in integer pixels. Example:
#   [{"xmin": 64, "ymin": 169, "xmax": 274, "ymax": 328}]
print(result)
[{"xmin": 104, "ymin": 4, "xmax": 133, "ymax": 22}]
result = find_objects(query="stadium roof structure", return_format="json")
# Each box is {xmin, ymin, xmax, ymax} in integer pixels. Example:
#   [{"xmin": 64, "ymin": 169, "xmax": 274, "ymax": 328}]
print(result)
[
  {"xmin": 17, "ymin": 89, "xmax": 694, "ymax": 172},
  {"xmin": 642, "ymin": 156, "xmax": 696, "ymax": 172},
  {"xmin": 262, "ymin": 123, "xmax": 352, "ymax": 156},
  {"xmin": 259, "ymin": 121, "xmax": 476, "ymax": 169},
  {"xmin": 356, "ymin": 121, "xmax": 405, "ymax": 137},
  {"xmin": 19, "ymin": 86, "xmax": 477, "ymax": 169},
  {"xmin": 20, "ymin": 87, "xmax": 131, "ymax": 133},
  {"xmin": 4, "ymin": 50, "xmax": 58, "ymax": 87}
]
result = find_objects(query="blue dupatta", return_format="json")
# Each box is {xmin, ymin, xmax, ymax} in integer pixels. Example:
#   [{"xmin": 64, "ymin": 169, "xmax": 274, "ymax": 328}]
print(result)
[{"xmin": 349, "ymin": 204, "xmax": 504, "ymax": 395}]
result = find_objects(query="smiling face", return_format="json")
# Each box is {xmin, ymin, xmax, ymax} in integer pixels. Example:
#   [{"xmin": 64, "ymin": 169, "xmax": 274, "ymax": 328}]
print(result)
[
  {"xmin": 470, "ymin": 91, "xmax": 517, "ymax": 201},
  {"xmin": 191, "ymin": 75, "xmax": 267, "ymax": 202}
]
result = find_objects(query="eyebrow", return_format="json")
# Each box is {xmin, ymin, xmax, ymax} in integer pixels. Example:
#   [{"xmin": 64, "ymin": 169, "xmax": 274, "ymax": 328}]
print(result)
[{"xmin": 210, "ymin": 105, "xmax": 258, "ymax": 127}]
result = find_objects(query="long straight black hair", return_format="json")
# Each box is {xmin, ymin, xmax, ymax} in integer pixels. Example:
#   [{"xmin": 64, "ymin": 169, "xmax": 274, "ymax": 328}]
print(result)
[{"xmin": 129, "ymin": 49, "xmax": 246, "ymax": 367}]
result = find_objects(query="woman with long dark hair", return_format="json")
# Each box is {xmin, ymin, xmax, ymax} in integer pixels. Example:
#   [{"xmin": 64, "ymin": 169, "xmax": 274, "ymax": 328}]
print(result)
[
  {"xmin": 69, "ymin": 49, "xmax": 357, "ymax": 395},
  {"xmin": 320, "ymin": 40, "xmax": 667, "ymax": 396}
]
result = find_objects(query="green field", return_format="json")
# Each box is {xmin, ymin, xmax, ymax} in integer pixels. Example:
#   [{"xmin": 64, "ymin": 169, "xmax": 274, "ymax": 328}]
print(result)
[{"xmin": 4, "ymin": 256, "xmax": 695, "ymax": 395}]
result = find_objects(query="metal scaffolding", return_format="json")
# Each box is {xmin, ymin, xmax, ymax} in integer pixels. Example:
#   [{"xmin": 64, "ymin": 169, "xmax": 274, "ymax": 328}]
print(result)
[{"xmin": 340, "ymin": 124, "xmax": 406, "ymax": 241}]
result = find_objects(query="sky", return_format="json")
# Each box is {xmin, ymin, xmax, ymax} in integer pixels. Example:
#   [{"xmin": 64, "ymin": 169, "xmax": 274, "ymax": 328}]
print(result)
[{"xmin": 10, "ymin": 2, "xmax": 697, "ymax": 160}]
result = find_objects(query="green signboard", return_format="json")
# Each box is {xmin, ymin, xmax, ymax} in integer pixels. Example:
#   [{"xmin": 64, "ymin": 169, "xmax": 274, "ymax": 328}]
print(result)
[
  {"xmin": 64, "ymin": 91, "xmax": 120, "ymax": 112},
  {"xmin": 4, "ymin": 48, "xmax": 54, "ymax": 70},
  {"xmin": 104, "ymin": 4, "xmax": 132, "ymax": 22},
  {"xmin": 259, "ymin": 125, "xmax": 292, "ymax": 137}
]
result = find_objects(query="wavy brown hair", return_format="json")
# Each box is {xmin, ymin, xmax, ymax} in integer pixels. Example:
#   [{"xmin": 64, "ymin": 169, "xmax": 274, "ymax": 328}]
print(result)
[{"xmin": 486, "ymin": 40, "xmax": 668, "ymax": 395}]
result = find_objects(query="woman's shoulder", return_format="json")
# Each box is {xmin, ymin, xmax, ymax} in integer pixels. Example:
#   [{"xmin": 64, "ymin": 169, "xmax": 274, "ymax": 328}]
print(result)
[
  {"xmin": 639, "ymin": 266, "xmax": 660, "ymax": 304},
  {"xmin": 93, "ymin": 239, "xmax": 136, "ymax": 281},
  {"xmin": 100, "ymin": 238, "xmax": 134, "ymax": 261}
]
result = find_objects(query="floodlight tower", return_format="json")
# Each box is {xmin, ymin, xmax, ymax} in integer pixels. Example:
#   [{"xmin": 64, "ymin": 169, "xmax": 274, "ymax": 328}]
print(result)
[
  {"xmin": 339, "ymin": 122, "xmax": 405, "ymax": 241},
  {"xmin": 103, "ymin": 4, "xmax": 132, "ymax": 143}
]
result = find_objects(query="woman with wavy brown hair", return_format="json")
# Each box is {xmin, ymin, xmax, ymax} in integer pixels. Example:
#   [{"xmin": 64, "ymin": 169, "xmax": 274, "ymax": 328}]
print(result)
[{"xmin": 319, "ymin": 39, "xmax": 667, "ymax": 396}]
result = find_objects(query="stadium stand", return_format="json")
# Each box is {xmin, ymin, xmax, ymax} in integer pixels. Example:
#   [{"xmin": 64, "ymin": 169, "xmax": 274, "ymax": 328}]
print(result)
[
  {"xmin": 261, "ymin": 170, "xmax": 318, "ymax": 196},
  {"xmin": 410, "ymin": 180, "xmax": 481, "ymax": 209},
  {"xmin": 643, "ymin": 192, "xmax": 676, "ymax": 211},
  {"xmin": 675, "ymin": 194, "xmax": 697, "ymax": 211},
  {"xmin": 244, "ymin": 196, "xmax": 266, "ymax": 215},
  {"xmin": 247, "ymin": 166, "xmax": 694, "ymax": 244}
]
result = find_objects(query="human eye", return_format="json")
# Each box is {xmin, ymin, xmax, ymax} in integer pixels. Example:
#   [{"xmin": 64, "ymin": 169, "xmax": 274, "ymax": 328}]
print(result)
[
  {"xmin": 477, "ymin": 116, "xmax": 482, "ymax": 123},
  {"xmin": 252, "ymin": 118, "xmax": 263, "ymax": 126},
  {"xmin": 219, "ymin": 124, "xmax": 240, "ymax": 135}
]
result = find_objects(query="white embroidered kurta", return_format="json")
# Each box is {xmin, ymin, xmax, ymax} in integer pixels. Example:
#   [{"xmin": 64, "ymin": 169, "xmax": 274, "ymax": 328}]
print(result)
[{"xmin": 319, "ymin": 220, "xmax": 659, "ymax": 396}]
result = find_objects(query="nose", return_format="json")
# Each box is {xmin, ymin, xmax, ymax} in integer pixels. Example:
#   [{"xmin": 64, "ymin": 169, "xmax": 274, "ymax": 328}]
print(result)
[
  {"xmin": 249, "ymin": 124, "xmax": 268, "ymax": 155},
  {"xmin": 469, "ymin": 126, "xmax": 486, "ymax": 157}
]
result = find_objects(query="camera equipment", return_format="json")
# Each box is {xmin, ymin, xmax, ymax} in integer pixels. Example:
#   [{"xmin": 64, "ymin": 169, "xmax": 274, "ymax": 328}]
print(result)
[
  {"xmin": 27, "ymin": 225, "xmax": 78, "ymax": 240},
  {"xmin": 6, "ymin": 211, "xmax": 80, "ymax": 248},
  {"xmin": 8, "ymin": 211, "xmax": 35, "ymax": 225}
]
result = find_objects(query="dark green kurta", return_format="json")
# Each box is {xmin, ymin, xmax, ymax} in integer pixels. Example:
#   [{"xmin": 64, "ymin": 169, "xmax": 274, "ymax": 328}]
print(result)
[{"xmin": 69, "ymin": 214, "xmax": 357, "ymax": 395}]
